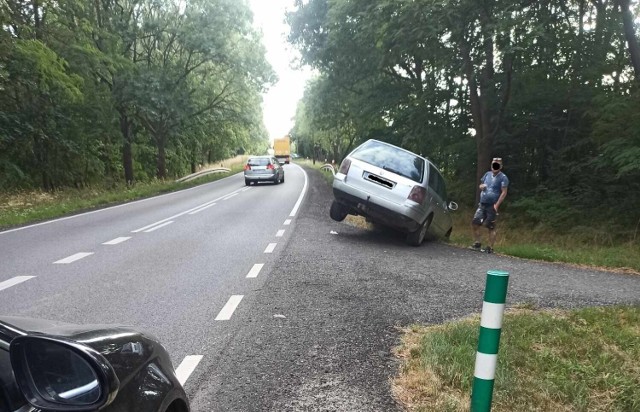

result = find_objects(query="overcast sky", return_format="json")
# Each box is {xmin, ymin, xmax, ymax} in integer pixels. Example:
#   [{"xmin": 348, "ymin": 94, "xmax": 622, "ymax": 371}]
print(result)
[{"xmin": 248, "ymin": 0, "xmax": 312, "ymax": 142}]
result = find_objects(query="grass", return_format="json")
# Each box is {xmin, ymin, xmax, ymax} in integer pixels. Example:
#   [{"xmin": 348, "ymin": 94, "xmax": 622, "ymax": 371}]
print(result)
[
  {"xmin": 0, "ymin": 157, "xmax": 247, "ymax": 229},
  {"xmin": 392, "ymin": 305, "xmax": 640, "ymax": 412}
]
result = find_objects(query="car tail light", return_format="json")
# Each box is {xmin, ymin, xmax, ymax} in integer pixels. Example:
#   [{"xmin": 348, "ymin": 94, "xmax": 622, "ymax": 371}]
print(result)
[
  {"xmin": 408, "ymin": 186, "xmax": 427, "ymax": 204},
  {"xmin": 338, "ymin": 159, "xmax": 351, "ymax": 175},
  {"xmin": 244, "ymin": 164, "xmax": 251, "ymax": 171},
  {"xmin": 267, "ymin": 163, "xmax": 275, "ymax": 170}
]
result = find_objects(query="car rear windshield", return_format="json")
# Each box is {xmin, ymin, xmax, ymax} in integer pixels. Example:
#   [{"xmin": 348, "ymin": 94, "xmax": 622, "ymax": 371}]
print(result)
[
  {"xmin": 351, "ymin": 141, "xmax": 425, "ymax": 183},
  {"xmin": 248, "ymin": 158, "xmax": 270, "ymax": 166}
]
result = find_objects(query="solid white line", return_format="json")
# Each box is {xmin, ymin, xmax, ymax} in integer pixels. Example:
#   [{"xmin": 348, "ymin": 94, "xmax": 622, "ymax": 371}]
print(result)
[
  {"xmin": 143, "ymin": 221, "xmax": 174, "ymax": 233},
  {"xmin": 215, "ymin": 295, "xmax": 244, "ymax": 321},
  {"xmin": 0, "ymin": 173, "xmax": 242, "ymax": 236},
  {"xmin": 480, "ymin": 302, "xmax": 505, "ymax": 329},
  {"xmin": 474, "ymin": 352, "xmax": 498, "ymax": 380},
  {"xmin": 131, "ymin": 187, "xmax": 245, "ymax": 233},
  {"xmin": 276, "ymin": 230, "xmax": 285, "ymax": 237},
  {"xmin": 188, "ymin": 203, "xmax": 217, "ymax": 215},
  {"xmin": 102, "ymin": 237, "xmax": 131, "ymax": 245},
  {"xmin": 175, "ymin": 355, "xmax": 203, "ymax": 385},
  {"xmin": 54, "ymin": 252, "xmax": 94, "ymax": 264},
  {"xmin": 0, "ymin": 276, "xmax": 36, "ymax": 292},
  {"xmin": 264, "ymin": 243, "xmax": 277, "ymax": 253},
  {"xmin": 222, "ymin": 193, "xmax": 239, "ymax": 201},
  {"xmin": 289, "ymin": 164, "xmax": 308, "ymax": 217},
  {"xmin": 284, "ymin": 219, "xmax": 292, "ymax": 226},
  {"xmin": 246, "ymin": 263, "xmax": 264, "ymax": 279}
]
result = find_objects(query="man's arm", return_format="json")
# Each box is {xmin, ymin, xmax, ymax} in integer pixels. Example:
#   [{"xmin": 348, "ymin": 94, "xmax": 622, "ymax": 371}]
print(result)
[{"xmin": 494, "ymin": 187, "xmax": 508, "ymax": 212}]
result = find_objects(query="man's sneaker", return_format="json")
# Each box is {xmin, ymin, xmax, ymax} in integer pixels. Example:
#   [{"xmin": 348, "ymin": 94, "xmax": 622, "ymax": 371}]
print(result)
[
  {"xmin": 469, "ymin": 242, "xmax": 481, "ymax": 251},
  {"xmin": 481, "ymin": 246, "xmax": 494, "ymax": 254}
]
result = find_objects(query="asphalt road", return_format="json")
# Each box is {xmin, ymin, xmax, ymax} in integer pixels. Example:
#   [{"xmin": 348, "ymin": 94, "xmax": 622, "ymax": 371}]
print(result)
[{"xmin": 2, "ymin": 164, "xmax": 640, "ymax": 412}]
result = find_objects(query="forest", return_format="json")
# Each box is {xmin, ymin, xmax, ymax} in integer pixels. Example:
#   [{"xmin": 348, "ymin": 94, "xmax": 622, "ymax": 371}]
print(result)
[
  {"xmin": 0, "ymin": 0, "xmax": 274, "ymax": 190},
  {"xmin": 288, "ymin": 0, "xmax": 640, "ymax": 241}
]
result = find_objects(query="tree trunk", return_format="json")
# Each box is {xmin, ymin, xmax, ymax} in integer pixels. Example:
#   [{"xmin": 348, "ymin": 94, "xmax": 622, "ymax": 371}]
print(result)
[
  {"xmin": 119, "ymin": 110, "xmax": 134, "ymax": 185},
  {"xmin": 617, "ymin": 0, "xmax": 640, "ymax": 79},
  {"xmin": 156, "ymin": 135, "xmax": 167, "ymax": 179}
]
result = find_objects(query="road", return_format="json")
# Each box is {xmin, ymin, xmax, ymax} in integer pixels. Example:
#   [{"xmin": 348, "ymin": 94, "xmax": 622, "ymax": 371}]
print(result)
[
  {"xmin": 2, "ymin": 164, "xmax": 640, "ymax": 412},
  {"xmin": 0, "ymin": 164, "xmax": 308, "ymax": 389}
]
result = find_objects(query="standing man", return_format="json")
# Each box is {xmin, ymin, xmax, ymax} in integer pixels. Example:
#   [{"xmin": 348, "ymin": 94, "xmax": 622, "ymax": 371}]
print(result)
[{"xmin": 470, "ymin": 157, "xmax": 509, "ymax": 254}]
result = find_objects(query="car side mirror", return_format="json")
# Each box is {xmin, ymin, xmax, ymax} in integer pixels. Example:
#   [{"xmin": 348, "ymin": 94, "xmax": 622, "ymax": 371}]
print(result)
[
  {"xmin": 448, "ymin": 201, "xmax": 458, "ymax": 211},
  {"xmin": 10, "ymin": 335, "xmax": 120, "ymax": 411}
]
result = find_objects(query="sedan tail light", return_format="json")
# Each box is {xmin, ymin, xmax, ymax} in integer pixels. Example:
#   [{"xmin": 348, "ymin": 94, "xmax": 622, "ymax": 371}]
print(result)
[
  {"xmin": 338, "ymin": 159, "xmax": 351, "ymax": 175},
  {"xmin": 267, "ymin": 163, "xmax": 275, "ymax": 170},
  {"xmin": 243, "ymin": 164, "xmax": 251, "ymax": 171},
  {"xmin": 408, "ymin": 186, "xmax": 427, "ymax": 205}
]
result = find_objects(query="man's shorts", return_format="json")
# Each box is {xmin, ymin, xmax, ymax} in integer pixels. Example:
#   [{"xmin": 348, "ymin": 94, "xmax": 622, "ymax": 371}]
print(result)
[{"xmin": 472, "ymin": 203, "xmax": 497, "ymax": 230}]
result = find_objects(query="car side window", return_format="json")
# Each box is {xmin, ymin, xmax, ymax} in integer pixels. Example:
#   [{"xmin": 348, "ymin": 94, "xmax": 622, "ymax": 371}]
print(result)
[
  {"xmin": 436, "ymin": 173, "xmax": 447, "ymax": 202},
  {"xmin": 428, "ymin": 164, "xmax": 440, "ymax": 196}
]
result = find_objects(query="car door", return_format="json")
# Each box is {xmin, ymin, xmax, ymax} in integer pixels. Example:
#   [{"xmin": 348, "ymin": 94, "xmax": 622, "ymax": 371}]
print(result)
[{"xmin": 427, "ymin": 164, "xmax": 447, "ymax": 236}]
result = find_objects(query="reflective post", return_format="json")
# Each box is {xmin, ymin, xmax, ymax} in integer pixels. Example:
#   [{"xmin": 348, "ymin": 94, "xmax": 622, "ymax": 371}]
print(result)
[{"xmin": 471, "ymin": 270, "xmax": 510, "ymax": 412}]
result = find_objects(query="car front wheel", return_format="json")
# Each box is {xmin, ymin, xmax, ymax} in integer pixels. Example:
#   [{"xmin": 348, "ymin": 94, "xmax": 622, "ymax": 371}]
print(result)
[{"xmin": 245, "ymin": 179, "xmax": 250, "ymax": 186}]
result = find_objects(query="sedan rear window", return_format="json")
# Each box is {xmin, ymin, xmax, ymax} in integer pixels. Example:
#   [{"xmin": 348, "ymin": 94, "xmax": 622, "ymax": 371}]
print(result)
[
  {"xmin": 248, "ymin": 158, "xmax": 270, "ymax": 166},
  {"xmin": 351, "ymin": 141, "xmax": 425, "ymax": 183}
]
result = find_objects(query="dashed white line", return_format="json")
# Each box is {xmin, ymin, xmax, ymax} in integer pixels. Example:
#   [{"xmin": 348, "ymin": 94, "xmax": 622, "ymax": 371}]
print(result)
[
  {"xmin": 175, "ymin": 355, "xmax": 203, "ymax": 385},
  {"xmin": 143, "ymin": 221, "xmax": 174, "ymax": 233},
  {"xmin": 276, "ymin": 230, "xmax": 285, "ymax": 237},
  {"xmin": 215, "ymin": 295, "xmax": 244, "ymax": 320},
  {"xmin": 54, "ymin": 252, "xmax": 94, "ymax": 264},
  {"xmin": 241, "ymin": 187, "xmax": 251, "ymax": 192},
  {"xmin": 0, "ymin": 276, "xmax": 36, "ymax": 292},
  {"xmin": 188, "ymin": 203, "xmax": 217, "ymax": 215},
  {"xmin": 222, "ymin": 193, "xmax": 239, "ymax": 201},
  {"xmin": 284, "ymin": 219, "xmax": 292, "ymax": 226},
  {"xmin": 246, "ymin": 264, "xmax": 264, "ymax": 279},
  {"xmin": 264, "ymin": 243, "xmax": 277, "ymax": 253},
  {"xmin": 102, "ymin": 237, "xmax": 131, "ymax": 245}
]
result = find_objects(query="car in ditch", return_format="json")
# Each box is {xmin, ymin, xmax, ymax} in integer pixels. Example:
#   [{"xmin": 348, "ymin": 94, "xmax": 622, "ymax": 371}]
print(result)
[
  {"xmin": 330, "ymin": 139, "xmax": 458, "ymax": 246},
  {"xmin": 0, "ymin": 316, "xmax": 190, "ymax": 412}
]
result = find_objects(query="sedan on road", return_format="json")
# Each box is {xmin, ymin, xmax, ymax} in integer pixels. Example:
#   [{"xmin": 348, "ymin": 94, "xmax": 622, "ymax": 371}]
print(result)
[
  {"xmin": 0, "ymin": 316, "xmax": 189, "ymax": 412},
  {"xmin": 244, "ymin": 156, "xmax": 285, "ymax": 186},
  {"xmin": 331, "ymin": 139, "xmax": 458, "ymax": 246}
]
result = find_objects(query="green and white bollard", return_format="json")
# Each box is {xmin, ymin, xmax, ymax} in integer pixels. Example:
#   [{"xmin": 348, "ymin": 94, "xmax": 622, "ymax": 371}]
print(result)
[{"xmin": 471, "ymin": 270, "xmax": 510, "ymax": 412}]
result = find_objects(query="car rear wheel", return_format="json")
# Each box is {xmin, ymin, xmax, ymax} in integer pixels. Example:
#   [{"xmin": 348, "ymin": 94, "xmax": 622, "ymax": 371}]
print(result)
[
  {"xmin": 406, "ymin": 215, "xmax": 432, "ymax": 246},
  {"xmin": 330, "ymin": 200, "xmax": 349, "ymax": 222}
]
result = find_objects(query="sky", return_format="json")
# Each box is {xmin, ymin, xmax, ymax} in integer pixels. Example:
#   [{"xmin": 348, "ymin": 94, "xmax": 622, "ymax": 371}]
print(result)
[{"xmin": 248, "ymin": 0, "xmax": 313, "ymax": 142}]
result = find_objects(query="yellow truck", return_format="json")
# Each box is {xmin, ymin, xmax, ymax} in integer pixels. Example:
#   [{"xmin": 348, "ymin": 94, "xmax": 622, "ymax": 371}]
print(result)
[{"xmin": 273, "ymin": 136, "xmax": 291, "ymax": 164}]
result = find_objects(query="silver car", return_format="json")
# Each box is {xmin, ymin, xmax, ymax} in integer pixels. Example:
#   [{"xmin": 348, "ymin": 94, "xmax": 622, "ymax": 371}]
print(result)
[
  {"xmin": 330, "ymin": 139, "xmax": 458, "ymax": 246},
  {"xmin": 244, "ymin": 156, "xmax": 285, "ymax": 186}
]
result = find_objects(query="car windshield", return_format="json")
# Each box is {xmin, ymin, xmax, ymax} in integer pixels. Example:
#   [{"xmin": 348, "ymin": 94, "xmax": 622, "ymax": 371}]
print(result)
[
  {"xmin": 248, "ymin": 158, "xmax": 270, "ymax": 166},
  {"xmin": 351, "ymin": 141, "xmax": 425, "ymax": 183}
]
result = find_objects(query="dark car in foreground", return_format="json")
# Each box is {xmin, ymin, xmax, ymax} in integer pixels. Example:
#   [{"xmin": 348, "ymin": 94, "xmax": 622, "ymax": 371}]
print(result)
[
  {"xmin": 331, "ymin": 139, "xmax": 458, "ymax": 246},
  {"xmin": 0, "ymin": 317, "xmax": 189, "ymax": 412},
  {"xmin": 243, "ymin": 156, "xmax": 285, "ymax": 186}
]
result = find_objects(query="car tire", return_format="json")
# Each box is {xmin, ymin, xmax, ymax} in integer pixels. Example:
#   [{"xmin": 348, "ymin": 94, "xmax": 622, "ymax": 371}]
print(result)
[
  {"xmin": 329, "ymin": 200, "xmax": 349, "ymax": 222},
  {"xmin": 406, "ymin": 215, "xmax": 432, "ymax": 246},
  {"xmin": 281, "ymin": 174, "xmax": 285, "ymax": 183},
  {"xmin": 245, "ymin": 179, "xmax": 250, "ymax": 186}
]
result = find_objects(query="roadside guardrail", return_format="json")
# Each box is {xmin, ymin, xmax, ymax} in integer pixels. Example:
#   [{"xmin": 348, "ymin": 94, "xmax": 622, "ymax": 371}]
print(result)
[{"xmin": 176, "ymin": 168, "xmax": 231, "ymax": 183}]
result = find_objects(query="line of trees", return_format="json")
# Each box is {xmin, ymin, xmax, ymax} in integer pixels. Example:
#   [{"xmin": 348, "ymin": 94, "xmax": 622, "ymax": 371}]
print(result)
[
  {"xmin": 287, "ymin": 0, "xmax": 640, "ymax": 238},
  {"xmin": 0, "ymin": 0, "xmax": 275, "ymax": 190}
]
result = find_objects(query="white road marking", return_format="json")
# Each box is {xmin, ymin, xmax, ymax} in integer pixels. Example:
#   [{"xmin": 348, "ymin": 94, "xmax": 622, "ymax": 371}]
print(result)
[
  {"xmin": 188, "ymin": 203, "xmax": 217, "ymax": 215},
  {"xmin": 175, "ymin": 355, "xmax": 203, "ymax": 385},
  {"xmin": 264, "ymin": 243, "xmax": 277, "ymax": 253},
  {"xmin": 289, "ymin": 164, "xmax": 308, "ymax": 217},
  {"xmin": 54, "ymin": 252, "xmax": 94, "ymax": 264},
  {"xmin": 222, "ymin": 193, "xmax": 239, "ymax": 201},
  {"xmin": 143, "ymin": 221, "xmax": 174, "ymax": 233},
  {"xmin": 0, "ymin": 173, "xmax": 242, "ymax": 236},
  {"xmin": 131, "ymin": 187, "xmax": 245, "ymax": 233},
  {"xmin": 241, "ymin": 187, "xmax": 251, "ymax": 192},
  {"xmin": 102, "ymin": 237, "xmax": 131, "ymax": 245},
  {"xmin": 284, "ymin": 219, "xmax": 292, "ymax": 226},
  {"xmin": 246, "ymin": 264, "xmax": 264, "ymax": 279},
  {"xmin": 0, "ymin": 276, "xmax": 36, "ymax": 292},
  {"xmin": 276, "ymin": 230, "xmax": 285, "ymax": 237},
  {"xmin": 215, "ymin": 295, "xmax": 244, "ymax": 320}
]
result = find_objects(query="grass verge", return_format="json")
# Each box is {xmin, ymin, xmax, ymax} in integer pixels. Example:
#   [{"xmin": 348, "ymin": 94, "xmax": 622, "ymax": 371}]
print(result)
[
  {"xmin": 0, "ymin": 160, "xmax": 246, "ymax": 229},
  {"xmin": 393, "ymin": 305, "xmax": 640, "ymax": 412}
]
